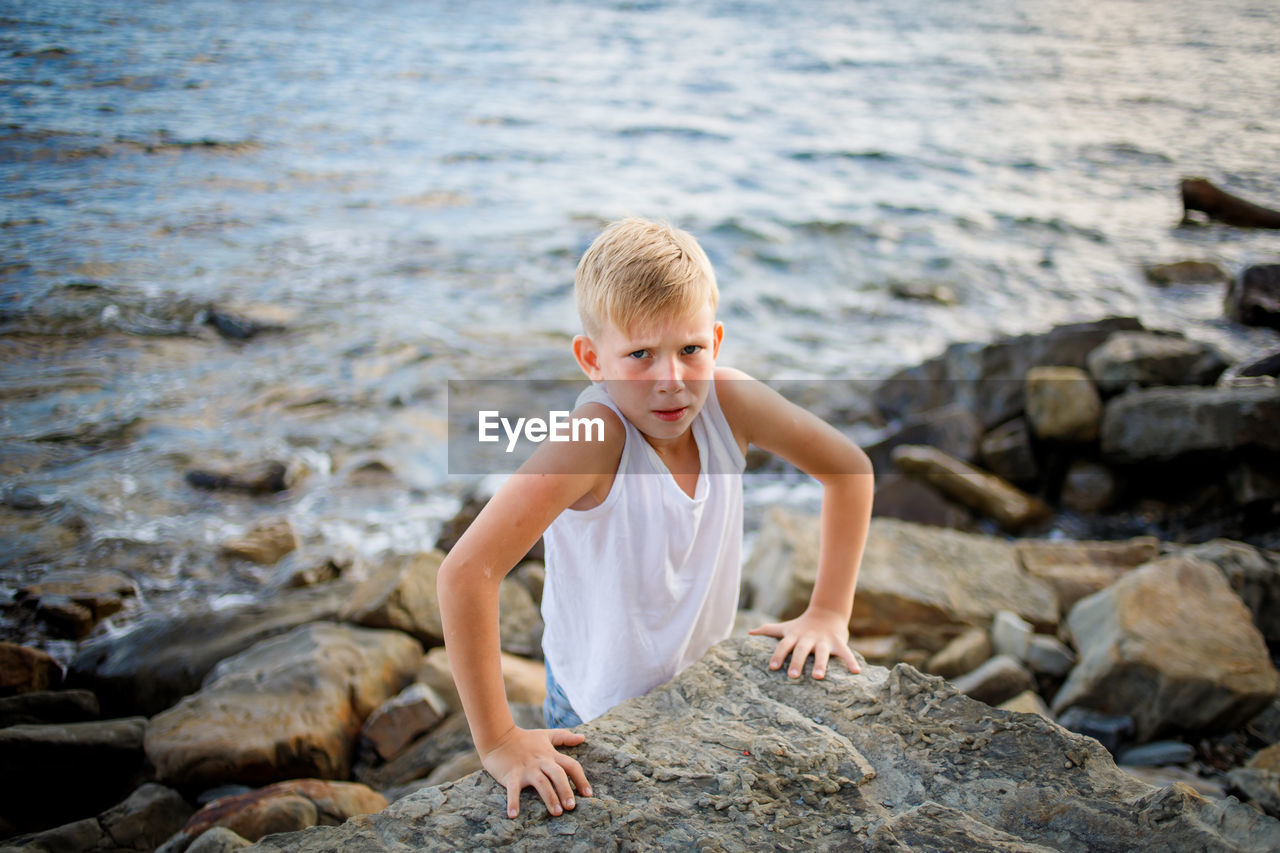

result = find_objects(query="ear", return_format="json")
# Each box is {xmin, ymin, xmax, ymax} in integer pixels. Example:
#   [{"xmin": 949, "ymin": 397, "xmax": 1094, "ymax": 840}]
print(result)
[
  {"xmin": 711, "ymin": 321, "xmax": 724, "ymax": 360},
  {"xmin": 573, "ymin": 334, "xmax": 604, "ymax": 381}
]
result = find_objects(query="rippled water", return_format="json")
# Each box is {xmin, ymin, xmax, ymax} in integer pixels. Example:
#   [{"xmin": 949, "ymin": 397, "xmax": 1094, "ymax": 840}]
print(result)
[{"xmin": 2, "ymin": 0, "xmax": 1279, "ymax": 644}]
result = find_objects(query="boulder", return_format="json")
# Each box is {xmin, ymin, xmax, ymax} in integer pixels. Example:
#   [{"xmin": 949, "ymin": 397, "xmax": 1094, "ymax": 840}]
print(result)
[
  {"xmin": 1100, "ymin": 385, "xmax": 1280, "ymax": 463},
  {"xmin": 0, "ymin": 643, "xmax": 63, "ymax": 696},
  {"xmin": 1, "ymin": 782, "xmax": 193, "ymax": 853},
  {"xmin": 871, "ymin": 473, "xmax": 974, "ymax": 530},
  {"xmin": 0, "ymin": 689, "xmax": 99, "ymax": 728},
  {"xmin": 68, "ymin": 585, "xmax": 348, "ymax": 717},
  {"xmin": 1024, "ymin": 366, "xmax": 1103, "ymax": 442},
  {"xmin": 1143, "ymin": 260, "xmax": 1229, "ymax": 286},
  {"xmin": 0, "ymin": 717, "xmax": 152, "ymax": 835},
  {"xmin": 1180, "ymin": 539, "xmax": 1280, "ymax": 643},
  {"xmin": 221, "ymin": 518, "xmax": 299, "ymax": 565},
  {"xmin": 245, "ymin": 637, "xmax": 1280, "ymax": 852},
  {"xmin": 412, "ymin": 648, "xmax": 546, "ymax": 718},
  {"xmin": 950, "ymin": 654, "xmax": 1035, "ymax": 706},
  {"xmin": 145, "ymin": 623, "xmax": 422, "ymax": 788},
  {"xmin": 165, "ymin": 780, "xmax": 387, "ymax": 848},
  {"xmin": 924, "ymin": 627, "xmax": 991, "ymax": 679},
  {"xmin": 864, "ymin": 404, "xmax": 984, "ymax": 473},
  {"xmin": 745, "ymin": 513, "xmax": 1058, "ymax": 649},
  {"xmin": 978, "ymin": 417, "xmax": 1038, "ymax": 484},
  {"xmin": 359, "ymin": 683, "xmax": 449, "ymax": 763},
  {"xmin": 1226, "ymin": 264, "xmax": 1280, "ymax": 330},
  {"xmin": 496, "ymin": 576, "xmax": 544, "ymax": 659},
  {"xmin": 997, "ymin": 690, "xmax": 1052, "ymax": 721},
  {"xmin": 1056, "ymin": 707, "xmax": 1135, "ymax": 754},
  {"xmin": 15, "ymin": 571, "xmax": 137, "ymax": 633},
  {"xmin": 1086, "ymin": 331, "xmax": 1228, "ymax": 393},
  {"xmin": 1052, "ymin": 555, "xmax": 1280, "ymax": 741},
  {"xmin": 873, "ymin": 317, "xmax": 1143, "ymax": 428},
  {"xmin": 1015, "ymin": 537, "xmax": 1159, "ymax": 615},
  {"xmin": 340, "ymin": 551, "xmax": 445, "ymax": 647},
  {"xmin": 1058, "ymin": 459, "xmax": 1118, "ymax": 513},
  {"xmin": 890, "ymin": 445, "xmax": 1052, "ymax": 531},
  {"xmin": 185, "ymin": 827, "xmax": 252, "ymax": 853}
]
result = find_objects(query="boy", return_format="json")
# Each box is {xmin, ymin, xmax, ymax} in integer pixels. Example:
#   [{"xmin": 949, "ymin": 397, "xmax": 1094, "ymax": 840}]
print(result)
[{"xmin": 437, "ymin": 218, "xmax": 874, "ymax": 819}]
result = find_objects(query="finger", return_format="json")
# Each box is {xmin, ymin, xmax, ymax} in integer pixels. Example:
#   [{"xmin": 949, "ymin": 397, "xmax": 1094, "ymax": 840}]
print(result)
[
  {"xmin": 548, "ymin": 729, "xmax": 586, "ymax": 747},
  {"xmin": 749, "ymin": 622, "xmax": 783, "ymax": 637},
  {"xmin": 529, "ymin": 772, "xmax": 563, "ymax": 816},
  {"xmin": 788, "ymin": 637, "xmax": 815, "ymax": 678},
  {"xmin": 812, "ymin": 643, "xmax": 832, "ymax": 680},
  {"xmin": 506, "ymin": 781, "xmax": 520, "ymax": 819},
  {"xmin": 557, "ymin": 754, "xmax": 593, "ymax": 798},
  {"xmin": 836, "ymin": 642, "xmax": 862, "ymax": 674},
  {"xmin": 769, "ymin": 634, "xmax": 797, "ymax": 671},
  {"xmin": 544, "ymin": 761, "xmax": 576, "ymax": 810}
]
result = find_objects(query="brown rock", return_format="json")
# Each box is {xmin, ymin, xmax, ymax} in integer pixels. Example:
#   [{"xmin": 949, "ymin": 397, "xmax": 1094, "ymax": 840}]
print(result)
[
  {"xmin": 979, "ymin": 417, "xmax": 1039, "ymax": 484},
  {"xmin": 413, "ymin": 648, "xmax": 546, "ymax": 716},
  {"xmin": 1251, "ymin": 743, "xmax": 1280, "ymax": 774},
  {"xmin": 221, "ymin": 518, "xmax": 300, "ymax": 565},
  {"xmin": 16, "ymin": 570, "xmax": 137, "ymax": 618},
  {"xmin": 1059, "ymin": 459, "xmax": 1118, "ymax": 513},
  {"xmin": 178, "ymin": 780, "xmax": 387, "ymax": 843},
  {"xmin": 1024, "ymin": 366, "xmax": 1102, "ymax": 442},
  {"xmin": 1144, "ymin": 260, "xmax": 1229, "ymax": 286},
  {"xmin": 1016, "ymin": 537, "xmax": 1159, "ymax": 616},
  {"xmin": 0, "ymin": 642, "xmax": 63, "ymax": 696},
  {"xmin": 1053, "ymin": 555, "xmax": 1280, "ymax": 741},
  {"xmin": 925, "ymin": 627, "xmax": 991, "ymax": 679},
  {"xmin": 998, "ymin": 690, "xmax": 1053, "ymax": 721},
  {"xmin": 359, "ymin": 683, "xmax": 449, "ymax": 762},
  {"xmin": 951, "ymin": 654, "xmax": 1035, "ymax": 706},
  {"xmin": 341, "ymin": 551, "xmax": 445, "ymax": 647},
  {"xmin": 890, "ymin": 444, "xmax": 1052, "ymax": 531},
  {"xmin": 850, "ymin": 635, "xmax": 903, "ymax": 667},
  {"xmin": 145, "ymin": 624, "xmax": 422, "ymax": 788}
]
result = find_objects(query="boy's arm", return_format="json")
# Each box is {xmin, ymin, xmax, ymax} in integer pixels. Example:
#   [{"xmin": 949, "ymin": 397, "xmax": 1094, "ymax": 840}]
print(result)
[
  {"xmin": 437, "ymin": 404, "xmax": 621, "ymax": 818},
  {"xmin": 716, "ymin": 367, "xmax": 875, "ymax": 679}
]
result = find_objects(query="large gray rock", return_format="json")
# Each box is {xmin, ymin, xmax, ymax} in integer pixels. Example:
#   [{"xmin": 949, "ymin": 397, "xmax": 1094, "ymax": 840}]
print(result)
[
  {"xmin": 863, "ymin": 403, "xmax": 984, "ymax": 473},
  {"xmin": 744, "ymin": 513, "xmax": 1058, "ymax": 650},
  {"xmin": 68, "ymin": 585, "xmax": 349, "ymax": 717},
  {"xmin": 1100, "ymin": 386, "xmax": 1280, "ymax": 463},
  {"xmin": 1, "ymin": 782, "xmax": 193, "ymax": 853},
  {"xmin": 1181, "ymin": 539, "xmax": 1280, "ymax": 644},
  {"xmin": 873, "ymin": 317, "xmax": 1143, "ymax": 428},
  {"xmin": 1053, "ymin": 555, "xmax": 1280, "ymax": 741},
  {"xmin": 1086, "ymin": 331, "xmax": 1228, "ymax": 393},
  {"xmin": 244, "ymin": 637, "xmax": 1280, "ymax": 852},
  {"xmin": 145, "ymin": 623, "xmax": 422, "ymax": 788}
]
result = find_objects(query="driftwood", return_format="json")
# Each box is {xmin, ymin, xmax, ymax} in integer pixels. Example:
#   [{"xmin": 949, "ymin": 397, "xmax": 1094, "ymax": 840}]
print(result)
[{"xmin": 1181, "ymin": 177, "xmax": 1280, "ymax": 229}]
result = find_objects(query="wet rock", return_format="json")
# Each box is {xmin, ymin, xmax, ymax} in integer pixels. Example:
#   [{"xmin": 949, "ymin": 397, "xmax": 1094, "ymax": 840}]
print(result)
[
  {"xmin": 1, "ymin": 782, "xmax": 192, "ymax": 852},
  {"xmin": 871, "ymin": 473, "xmax": 974, "ymax": 530},
  {"xmin": 185, "ymin": 826, "xmax": 252, "ymax": 853},
  {"xmin": 359, "ymin": 683, "xmax": 449, "ymax": 763},
  {"xmin": 1144, "ymin": 259, "xmax": 1229, "ymax": 286},
  {"xmin": 1086, "ymin": 331, "xmax": 1228, "ymax": 393},
  {"xmin": 1226, "ymin": 264, "xmax": 1280, "ymax": 331},
  {"xmin": 745, "ymin": 513, "xmax": 1058, "ymax": 648},
  {"xmin": 951, "ymin": 654, "xmax": 1035, "ymax": 706},
  {"xmin": 1015, "ymin": 537, "xmax": 1159, "ymax": 616},
  {"xmin": 1116, "ymin": 741, "xmax": 1196, "ymax": 767},
  {"xmin": 68, "ymin": 585, "xmax": 348, "ymax": 717},
  {"xmin": 1059, "ymin": 459, "xmax": 1118, "ymax": 513},
  {"xmin": 1100, "ymin": 385, "xmax": 1280, "ymax": 463},
  {"xmin": 891, "ymin": 444, "xmax": 1052, "ymax": 531},
  {"xmin": 873, "ymin": 317, "xmax": 1143, "ymax": 428},
  {"xmin": 864, "ymin": 403, "xmax": 984, "ymax": 472},
  {"xmin": 411, "ymin": 648, "xmax": 545, "ymax": 718},
  {"xmin": 0, "ymin": 717, "xmax": 152, "ymax": 836},
  {"xmin": 1056, "ymin": 707, "xmax": 1135, "ymax": 754},
  {"xmin": 165, "ymin": 780, "xmax": 386, "ymax": 849},
  {"xmin": 924, "ymin": 627, "xmax": 991, "ymax": 679},
  {"xmin": 358, "ymin": 705, "xmax": 544, "ymax": 792},
  {"xmin": 978, "ymin": 417, "xmax": 1038, "ymax": 484},
  {"xmin": 145, "ymin": 623, "xmax": 422, "ymax": 788},
  {"xmin": 990, "ymin": 610, "xmax": 1033, "ymax": 660},
  {"xmin": 246, "ymin": 636, "xmax": 1280, "ymax": 853},
  {"xmin": 341, "ymin": 551, "xmax": 445, "ymax": 647},
  {"xmin": 1025, "ymin": 634, "xmax": 1076, "ymax": 678},
  {"xmin": 0, "ymin": 643, "xmax": 63, "ymax": 696},
  {"xmin": 184, "ymin": 460, "xmax": 298, "ymax": 495},
  {"xmin": 1024, "ymin": 366, "xmax": 1103, "ymax": 442},
  {"xmin": 997, "ymin": 690, "xmax": 1052, "ymax": 720},
  {"xmin": 1180, "ymin": 539, "xmax": 1280, "ymax": 643},
  {"xmin": 202, "ymin": 306, "xmax": 287, "ymax": 341},
  {"xmin": 0, "ymin": 689, "xmax": 98, "ymax": 727},
  {"xmin": 1053, "ymin": 555, "xmax": 1280, "ymax": 741},
  {"xmin": 16, "ymin": 570, "xmax": 136, "ymax": 617},
  {"xmin": 221, "ymin": 518, "xmax": 299, "ymax": 565},
  {"xmin": 267, "ymin": 551, "xmax": 356, "ymax": 591},
  {"xmin": 33, "ymin": 597, "xmax": 96, "ymax": 640}
]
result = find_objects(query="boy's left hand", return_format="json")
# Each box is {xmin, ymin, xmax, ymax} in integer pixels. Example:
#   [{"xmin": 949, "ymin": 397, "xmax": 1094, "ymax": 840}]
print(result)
[{"xmin": 749, "ymin": 607, "xmax": 862, "ymax": 679}]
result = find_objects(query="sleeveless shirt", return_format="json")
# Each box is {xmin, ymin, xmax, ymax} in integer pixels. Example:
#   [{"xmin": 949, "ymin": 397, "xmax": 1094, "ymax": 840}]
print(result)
[{"xmin": 540, "ymin": 378, "xmax": 746, "ymax": 722}]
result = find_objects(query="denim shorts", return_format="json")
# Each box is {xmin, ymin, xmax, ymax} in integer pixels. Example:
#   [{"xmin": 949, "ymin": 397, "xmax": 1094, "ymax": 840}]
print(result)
[{"xmin": 543, "ymin": 661, "xmax": 584, "ymax": 729}]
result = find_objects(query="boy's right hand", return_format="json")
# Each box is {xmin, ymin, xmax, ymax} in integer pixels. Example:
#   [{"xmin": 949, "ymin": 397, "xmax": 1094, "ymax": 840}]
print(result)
[{"xmin": 481, "ymin": 725, "xmax": 592, "ymax": 819}]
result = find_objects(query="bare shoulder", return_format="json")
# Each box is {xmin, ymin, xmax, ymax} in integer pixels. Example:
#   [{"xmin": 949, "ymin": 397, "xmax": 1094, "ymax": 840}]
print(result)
[
  {"xmin": 714, "ymin": 365, "xmax": 765, "ymax": 452},
  {"xmin": 521, "ymin": 400, "xmax": 624, "ymax": 477}
]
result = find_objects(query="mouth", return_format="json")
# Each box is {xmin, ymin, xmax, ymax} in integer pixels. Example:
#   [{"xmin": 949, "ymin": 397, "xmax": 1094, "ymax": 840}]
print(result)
[{"xmin": 652, "ymin": 406, "xmax": 688, "ymax": 422}]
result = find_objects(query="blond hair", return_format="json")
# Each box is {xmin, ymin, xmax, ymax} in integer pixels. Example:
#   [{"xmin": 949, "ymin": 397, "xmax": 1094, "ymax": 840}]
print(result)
[{"xmin": 575, "ymin": 218, "xmax": 718, "ymax": 337}]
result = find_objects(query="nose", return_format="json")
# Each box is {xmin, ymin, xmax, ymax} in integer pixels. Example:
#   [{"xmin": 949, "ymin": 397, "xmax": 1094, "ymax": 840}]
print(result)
[{"xmin": 654, "ymin": 353, "xmax": 684, "ymax": 392}]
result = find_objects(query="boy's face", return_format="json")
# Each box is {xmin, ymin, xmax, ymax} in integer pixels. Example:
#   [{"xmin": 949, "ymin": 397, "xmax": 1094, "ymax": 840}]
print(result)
[{"xmin": 573, "ymin": 301, "xmax": 723, "ymax": 447}]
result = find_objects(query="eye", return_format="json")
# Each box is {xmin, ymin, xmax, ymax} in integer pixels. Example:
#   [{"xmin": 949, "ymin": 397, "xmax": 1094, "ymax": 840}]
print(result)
[
  {"xmin": 681, "ymin": 345, "xmax": 702, "ymax": 355},
  {"xmin": 628, "ymin": 349, "xmax": 649, "ymax": 359}
]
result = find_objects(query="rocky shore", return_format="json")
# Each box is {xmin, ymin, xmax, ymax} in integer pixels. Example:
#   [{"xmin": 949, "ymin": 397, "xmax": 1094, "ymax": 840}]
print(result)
[{"xmin": 3, "ymin": 312, "xmax": 1280, "ymax": 850}]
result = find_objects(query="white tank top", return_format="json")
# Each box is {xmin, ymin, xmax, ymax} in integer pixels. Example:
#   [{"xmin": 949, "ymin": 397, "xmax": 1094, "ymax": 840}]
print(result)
[{"xmin": 541, "ymin": 378, "xmax": 746, "ymax": 722}]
